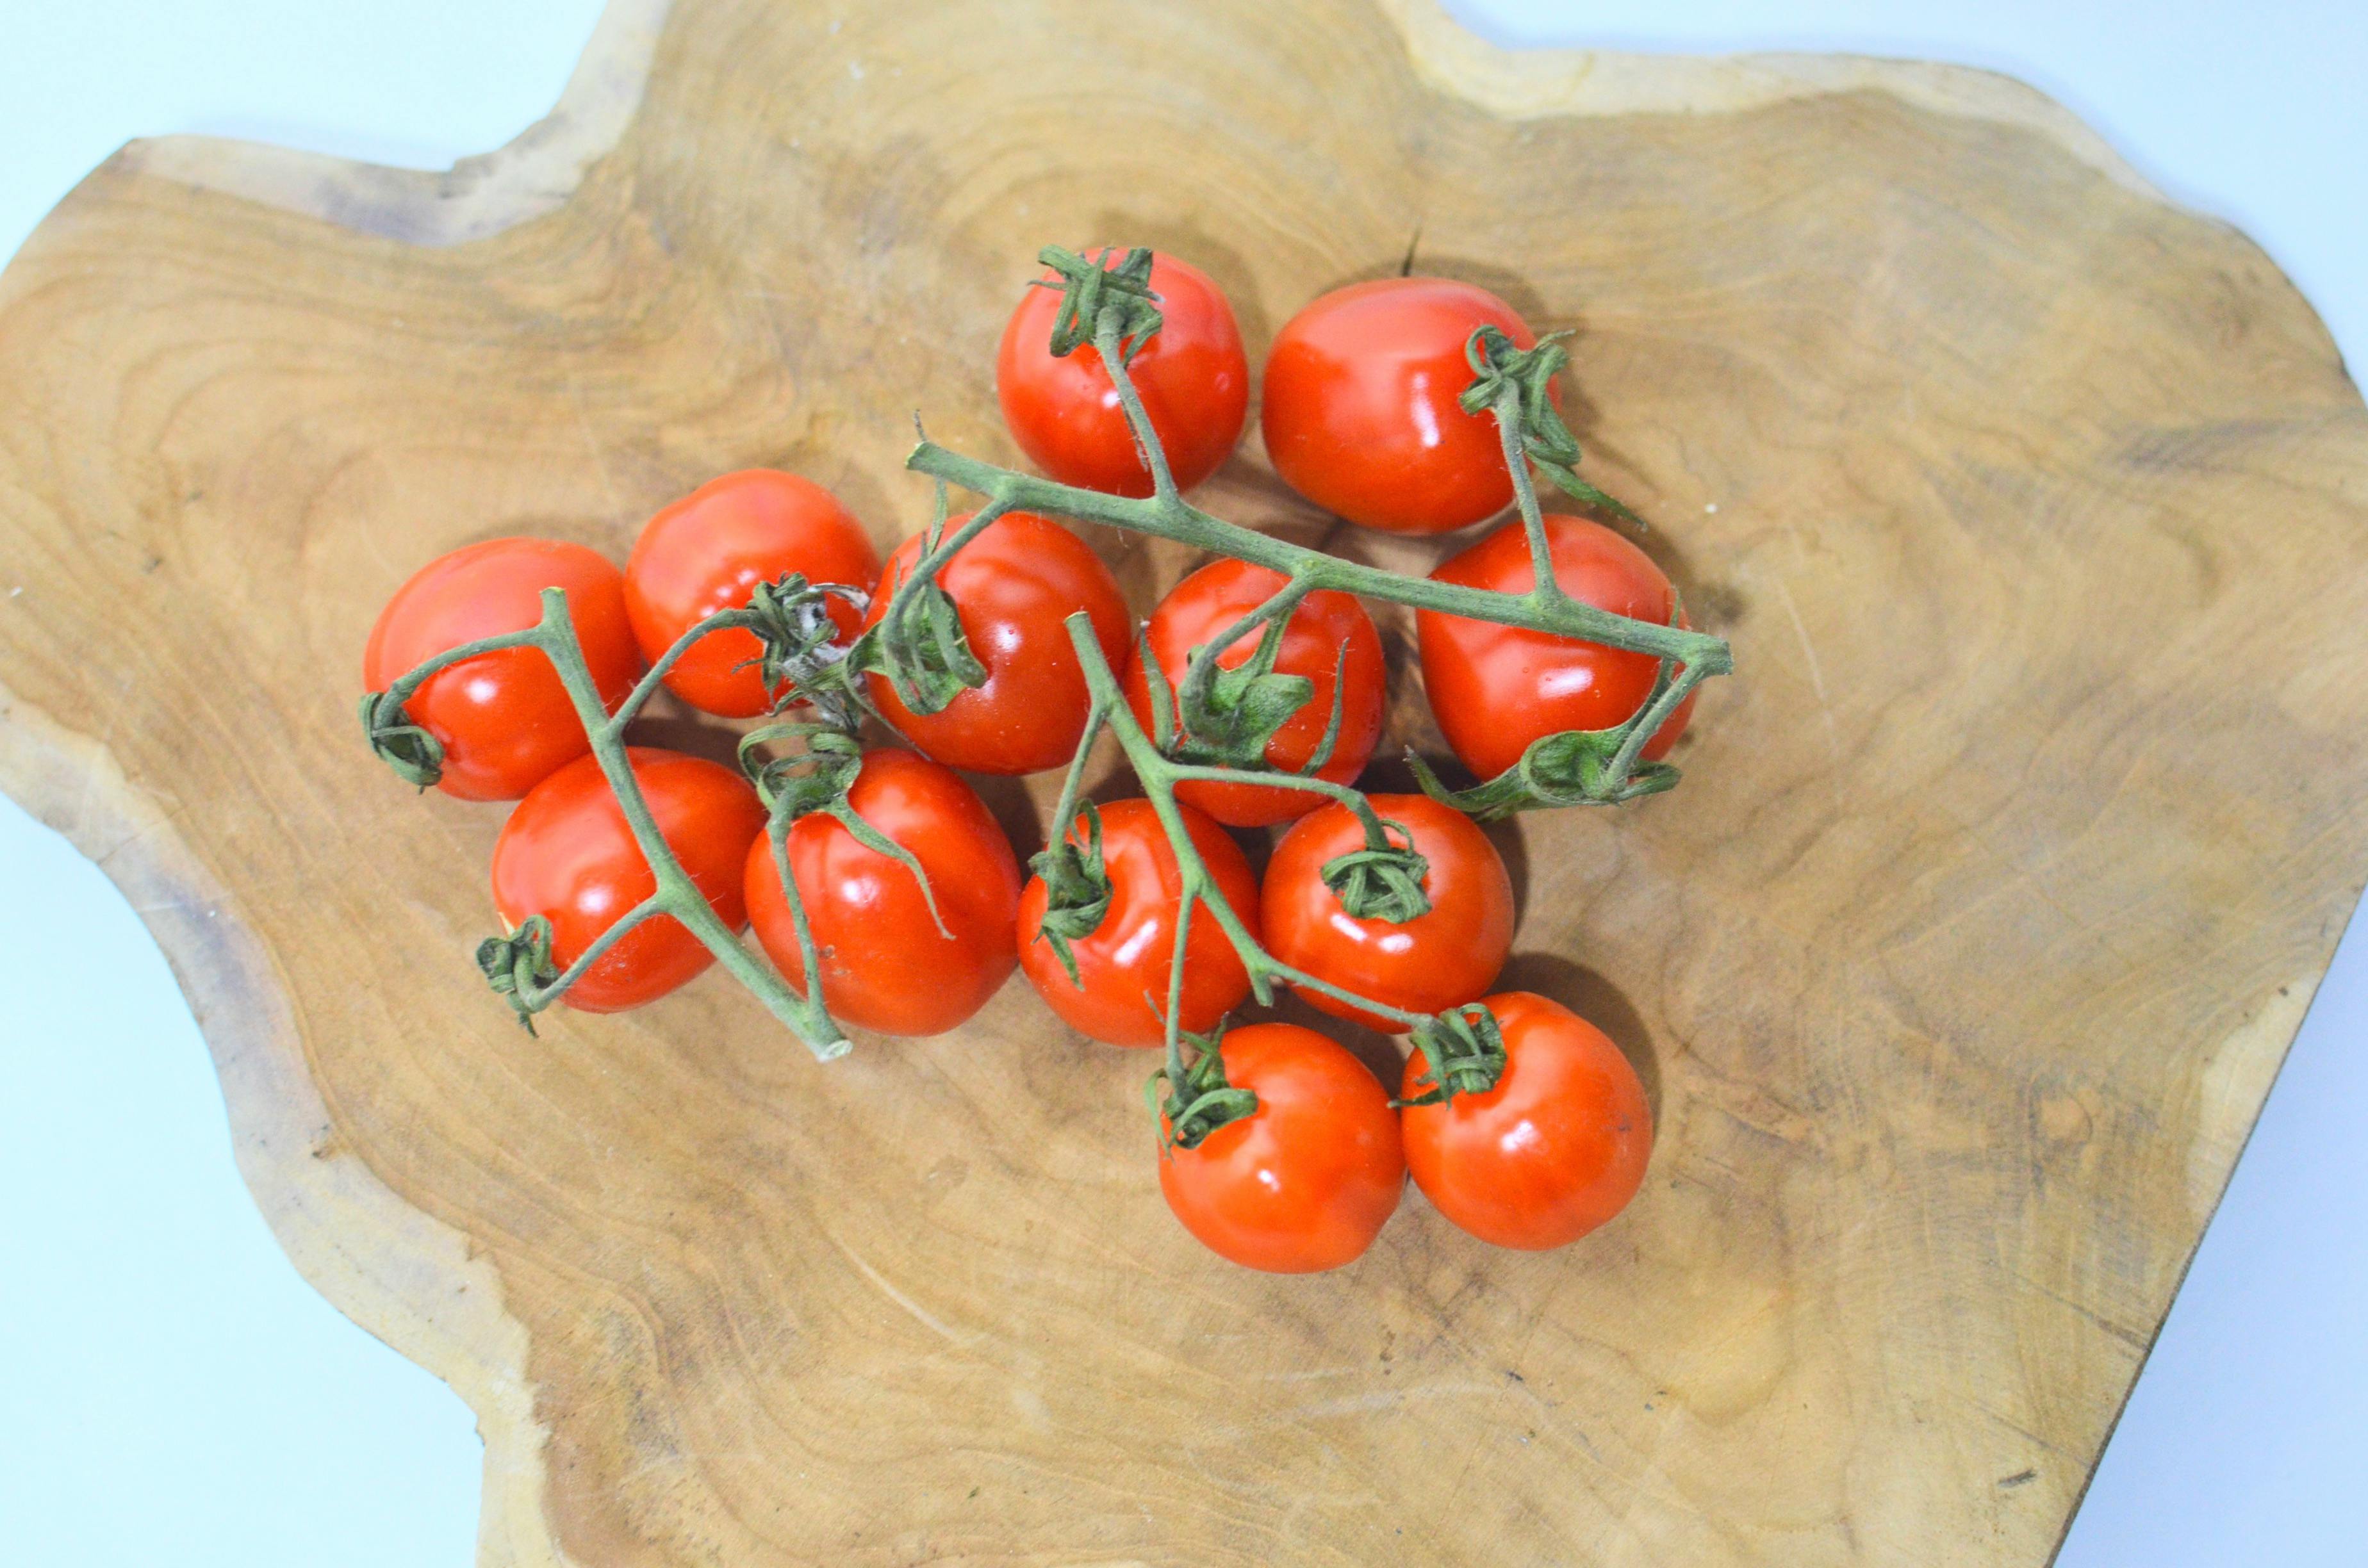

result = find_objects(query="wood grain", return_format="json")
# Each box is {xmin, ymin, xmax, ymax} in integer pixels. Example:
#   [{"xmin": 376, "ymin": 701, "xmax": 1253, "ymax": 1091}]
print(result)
[{"xmin": 3, "ymin": 1, "xmax": 2365, "ymax": 1562}]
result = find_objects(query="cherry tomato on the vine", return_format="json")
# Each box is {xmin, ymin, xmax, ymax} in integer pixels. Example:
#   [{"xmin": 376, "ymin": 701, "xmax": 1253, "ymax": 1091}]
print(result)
[
  {"xmin": 1401, "ymin": 991, "xmax": 1651, "ymax": 1250},
  {"xmin": 1261, "ymin": 793, "xmax": 1513, "ymax": 1033},
  {"xmin": 1417, "ymin": 513, "xmax": 1697, "ymax": 780},
  {"xmin": 623, "ymin": 469, "xmax": 880, "ymax": 718},
  {"xmin": 363, "ymin": 537, "xmax": 641, "ymax": 801},
  {"xmin": 998, "ymin": 249, "xmax": 1248, "ymax": 496},
  {"xmin": 490, "ymin": 747, "xmax": 766, "ymax": 1013},
  {"xmin": 744, "ymin": 748, "xmax": 1021, "ymax": 1037},
  {"xmin": 1158, "ymin": 1023, "xmax": 1405, "ymax": 1273},
  {"xmin": 1262, "ymin": 277, "xmax": 1546, "ymax": 535},
  {"xmin": 1122, "ymin": 559, "xmax": 1385, "ymax": 829},
  {"xmin": 1017, "ymin": 798, "xmax": 1259, "ymax": 1049},
  {"xmin": 862, "ymin": 510, "xmax": 1130, "ymax": 776}
]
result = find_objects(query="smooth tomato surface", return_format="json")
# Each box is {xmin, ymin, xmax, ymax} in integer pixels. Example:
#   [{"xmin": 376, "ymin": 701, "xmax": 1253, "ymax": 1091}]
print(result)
[
  {"xmin": 490, "ymin": 747, "xmax": 766, "ymax": 1013},
  {"xmin": 1122, "ymin": 560, "xmax": 1385, "ymax": 828},
  {"xmin": 1158, "ymin": 1023, "xmax": 1405, "ymax": 1273},
  {"xmin": 1261, "ymin": 277, "xmax": 1540, "ymax": 535},
  {"xmin": 623, "ymin": 469, "xmax": 880, "ymax": 717},
  {"xmin": 744, "ymin": 748, "xmax": 1021, "ymax": 1037},
  {"xmin": 362, "ymin": 537, "xmax": 641, "ymax": 801},
  {"xmin": 1017, "ymin": 798, "xmax": 1258, "ymax": 1048},
  {"xmin": 998, "ymin": 249, "xmax": 1248, "ymax": 496},
  {"xmin": 1262, "ymin": 793, "xmax": 1513, "ymax": 1033},
  {"xmin": 862, "ymin": 510, "xmax": 1130, "ymax": 775},
  {"xmin": 1418, "ymin": 514, "xmax": 1697, "ymax": 780},
  {"xmin": 1400, "ymin": 991, "xmax": 1652, "ymax": 1250}
]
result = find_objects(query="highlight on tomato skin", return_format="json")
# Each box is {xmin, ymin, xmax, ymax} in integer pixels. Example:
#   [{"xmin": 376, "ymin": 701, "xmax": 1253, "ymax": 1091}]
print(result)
[
  {"xmin": 744, "ymin": 748, "xmax": 1022, "ymax": 1038},
  {"xmin": 623, "ymin": 469, "xmax": 882, "ymax": 719},
  {"xmin": 489, "ymin": 747, "xmax": 767, "ymax": 1014},
  {"xmin": 998, "ymin": 248, "xmax": 1249, "ymax": 497},
  {"xmin": 1158, "ymin": 1023, "xmax": 1406, "ymax": 1274},
  {"xmin": 1400, "ymin": 991, "xmax": 1653, "ymax": 1252},
  {"xmin": 1417, "ymin": 513, "xmax": 1698, "ymax": 780},
  {"xmin": 361, "ymin": 537, "xmax": 643, "ymax": 802},
  {"xmin": 1260, "ymin": 275, "xmax": 1545, "ymax": 535}
]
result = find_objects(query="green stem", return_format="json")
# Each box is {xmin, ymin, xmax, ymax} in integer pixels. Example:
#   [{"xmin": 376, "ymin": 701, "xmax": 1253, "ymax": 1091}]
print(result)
[
  {"xmin": 1097, "ymin": 312, "xmax": 1179, "ymax": 502},
  {"xmin": 1492, "ymin": 380, "xmax": 1572, "ymax": 610},
  {"xmin": 519, "ymin": 894, "xmax": 664, "ymax": 1009}
]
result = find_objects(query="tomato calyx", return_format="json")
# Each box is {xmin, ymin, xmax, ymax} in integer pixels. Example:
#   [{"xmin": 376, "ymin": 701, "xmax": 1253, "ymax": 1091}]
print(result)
[
  {"xmin": 359, "ymin": 689, "xmax": 445, "ymax": 789},
  {"xmin": 735, "ymin": 573, "xmax": 871, "ymax": 728},
  {"xmin": 741, "ymin": 725, "xmax": 953, "ymax": 941},
  {"xmin": 1409, "ymin": 723, "xmax": 1681, "ymax": 819},
  {"xmin": 1027, "ymin": 800, "xmax": 1115, "ymax": 988},
  {"xmin": 1319, "ymin": 818, "xmax": 1434, "ymax": 923},
  {"xmin": 1149, "ymin": 1028, "xmax": 1260, "ymax": 1150},
  {"xmin": 1138, "ymin": 622, "xmax": 1349, "ymax": 779},
  {"xmin": 477, "ymin": 916, "xmax": 561, "ymax": 1036},
  {"xmin": 1399, "ymin": 1004, "xmax": 1509, "ymax": 1106},
  {"xmin": 1460, "ymin": 325, "xmax": 1641, "ymax": 527},
  {"xmin": 1033, "ymin": 244, "xmax": 1164, "ymax": 364}
]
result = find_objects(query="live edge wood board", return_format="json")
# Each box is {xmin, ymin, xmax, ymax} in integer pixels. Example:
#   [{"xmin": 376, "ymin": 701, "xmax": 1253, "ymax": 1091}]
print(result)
[{"xmin": 3, "ymin": 1, "xmax": 2364, "ymax": 1563}]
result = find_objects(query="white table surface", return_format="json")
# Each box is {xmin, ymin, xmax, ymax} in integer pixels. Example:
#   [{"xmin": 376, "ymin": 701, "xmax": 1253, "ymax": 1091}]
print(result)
[{"xmin": 1, "ymin": 3, "xmax": 2360, "ymax": 1564}]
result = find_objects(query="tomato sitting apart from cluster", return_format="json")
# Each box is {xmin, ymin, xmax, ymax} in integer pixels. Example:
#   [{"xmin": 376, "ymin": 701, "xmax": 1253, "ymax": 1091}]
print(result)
[
  {"xmin": 998, "ymin": 249, "xmax": 1248, "ymax": 496},
  {"xmin": 1123, "ymin": 560, "xmax": 1386, "ymax": 828},
  {"xmin": 490, "ymin": 747, "xmax": 767, "ymax": 1013},
  {"xmin": 1261, "ymin": 794, "xmax": 1515, "ymax": 1033},
  {"xmin": 1262, "ymin": 277, "xmax": 1545, "ymax": 535},
  {"xmin": 363, "ymin": 538, "xmax": 643, "ymax": 801},
  {"xmin": 1158, "ymin": 1024, "xmax": 1405, "ymax": 1273},
  {"xmin": 744, "ymin": 748, "xmax": 1021, "ymax": 1038},
  {"xmin": 1017, "ymin": 799, "xmax": 1260, "ymax": 1049},
  {"xmin": 1401, "ymin": 992, "xmax": 1652, "ymax": 1250},
  {"xmin": 623, "ymin": 470, "xmax": 880, "ymax": 718},
  {"xmin": 862, "ymin": 510, "xmax": 1131, "ymax": 776},
  {"xmin": 1418, "ymin": 514, "xmax": 1697, "ymax": 779}
]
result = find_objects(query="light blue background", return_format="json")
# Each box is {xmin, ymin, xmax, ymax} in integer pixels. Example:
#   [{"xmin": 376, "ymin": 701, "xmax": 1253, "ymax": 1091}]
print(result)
[{"xmin": 0, "ymin": 3, "xmax": 2359, "ymax": 1564}]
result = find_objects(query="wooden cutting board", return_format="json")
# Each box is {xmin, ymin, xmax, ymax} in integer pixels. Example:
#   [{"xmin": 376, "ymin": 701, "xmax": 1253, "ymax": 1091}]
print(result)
[{"xmin": 4, "ymin": 1, "xmax": 2364, "ymax": 1562}]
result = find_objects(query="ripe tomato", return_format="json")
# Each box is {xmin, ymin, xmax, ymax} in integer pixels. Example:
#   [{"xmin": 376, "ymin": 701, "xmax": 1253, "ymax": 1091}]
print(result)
[
  {"xmin": 490, "ymin": 747, "xmax": 766, "ymax": 1013},
  {"xmin": 1417, "ymin": 514, "xmax": 1697, "ymax": 780},
  {"xmin": 1122, "ymin": 560, "xmax": 1385, "ymax": 828},
  {"xmin": 743, "ymin": 748, "xmax": 1022, "ymax": 1037},
  {"xmin": 862, "ymin": 510, "xmax": 1130, "ymax": 775},
  {"xmin": 362, "ymin": 537, "xmax": 641, "ymax": 801},
  {"xmin": 1017, "ymin": 798, "xmax": 1258, "ymax": 1048},
  {"xmin": 1400, "ymin": 992, "xmax": 1652, "ymax": 1250},
  {"xmin": 1157, "ymin": 1023, "xmax": 1405, "ymax": 1273},
  {"xmin": 623, "ymin": 469, "xmax": 880, "ymax": 717},
  {"xmin": 998, "ymin": 249, "xmax": 1248, "ymax": 496},
  {"xmin": 1262, "ymin": 277, "xmax": 1544, "ymax": 535},
  {"xmin": 1261, "ymin": 793, "xmax": 1513, "ymax": 1033}
]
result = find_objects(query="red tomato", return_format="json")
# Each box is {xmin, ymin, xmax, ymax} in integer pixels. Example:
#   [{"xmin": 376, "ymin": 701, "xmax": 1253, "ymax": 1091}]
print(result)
[
  {"xmin": 743, "ymin": 749, "xmax": 1022, "ymax": 1037},
  {"xmin": 1417, "ymin": 514, "xmax": 1697, "ymax": 780},
  {"xmin": 862, "ymin": 510, "xmax": 1130, "ymax": 775},
  {"xmin": 362, "ymin": 537, "xmax": 641, "ymax": 801},
  {"xmin": 1122, "ymin": 560, "xmax": 1386, "ymax": 828},
  {"xmin": 1262, "ymin": 277, "xmax": 1545, "ymax": 535},
  {"xmin": 1017, "ymin": 798, "xmax": 1258, "ymax": 1048},
  {"xmin": 1261, "ymin": 794, "xmax": 1513, "ymax": 1033},
  {"xmin": 1158, "ymin": 1023, "xmax": 1405, "ymax": 1273},
  {"xmin": 490, "ymin": 747, "xmax": 766, "ymax": 1013},
  {"xmin": 623, "ymin": 470, "xmax": 880, "ymax": 717},
  {"xmin": 1400, "ymin": 992, "xmax": 1652, "ymax": 1250},
  {"xmin": 998, "ymin": 249, "xmax": 1248, "ymax": 496}
]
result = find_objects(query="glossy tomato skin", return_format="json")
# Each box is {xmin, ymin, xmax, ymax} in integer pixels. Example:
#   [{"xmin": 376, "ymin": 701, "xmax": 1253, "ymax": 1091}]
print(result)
[
  {"xmin": 1417, "ymin": 514, "xmax": 1697, "ymax": 780},
  {"xmin": 491, "ymin": 747, "xmax": 767, "ymax": 1013},
  {"xmin": 998, "ymin": 249, "xmax": 1249, "ymax": 497},
  {"xmin": 1262, "ymin": 277, "xmax": 1542, "ymax": 535},
  {"xmin": 363, "ymin": 537, "xmax": 641, "ymax": 801},
  {"xmin": 743, "ymin": 749, "xmax": 1022, "ymax": 1037},
  {"xmin": 1017, "ymin": 798, "xmax": 1258, "ymax": 1048},
  {"xmin": 1158, "ymin": 1023, "xmax": 1405, "ymax": 1273},
  {"xmin": 1122, "ymin": 560, "xmax": 1386, "ymax": 828},
  {"xmin": 862, "ymin": 510, "xmax": 1130, "ymax": 775},
  {"xmin": 1400, "ymin": 991, "xmax": 1652, "ymax": 1250},
  {"xmin": 623, "ymin": 470, "xmax": 881, "ymax": 717},
  {"xmin": 1262, "ymin": 794, "xmax": 1513, "ymax": 1033}
]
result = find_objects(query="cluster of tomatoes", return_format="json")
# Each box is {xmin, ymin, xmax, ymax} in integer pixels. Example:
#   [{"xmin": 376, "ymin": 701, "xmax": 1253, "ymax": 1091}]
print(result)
[{"xmin": 361, "ymin": 247, "xmax": 1697, "ymax": 1274}]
